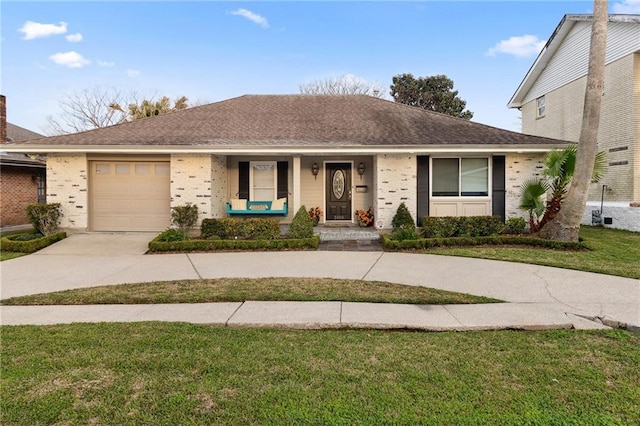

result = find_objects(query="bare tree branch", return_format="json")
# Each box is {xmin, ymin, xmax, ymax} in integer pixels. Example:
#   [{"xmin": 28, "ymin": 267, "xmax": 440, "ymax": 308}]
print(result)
[{"xmin": 299, "ymin": 74, "xmax": 386, "ymax": 98}]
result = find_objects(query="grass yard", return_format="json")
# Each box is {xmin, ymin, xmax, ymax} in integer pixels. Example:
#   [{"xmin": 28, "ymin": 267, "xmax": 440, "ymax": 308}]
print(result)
[
  {"xmin": 0, "ymin": 277, "xmax": 499, "ymax": 306},
  {"xmin": 2, "ymin": 324, "xmax": 639, "ymax": 425},
  {"xmin": 427, "ymin": 226, "xmax": 640, "ymax": 279}
]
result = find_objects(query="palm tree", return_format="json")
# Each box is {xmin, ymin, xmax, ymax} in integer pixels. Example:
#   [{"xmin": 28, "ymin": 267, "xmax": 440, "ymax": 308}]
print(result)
[
  {"xmin": 519, "ymin": 178, "xmax": 549, "ymax": 233},
  {"xmin": 540, "ymin": 0, "xmax": 608, "ymax": 241},
  {"xmin": 519, "ymin": 144, "xmax": 606, "ymax": 232}
]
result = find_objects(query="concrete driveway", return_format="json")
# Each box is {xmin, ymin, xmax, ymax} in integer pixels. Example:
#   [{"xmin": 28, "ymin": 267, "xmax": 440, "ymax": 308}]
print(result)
[{"xmin": 1, "ymin": 233, "xmax": 638, "ymax": 329}]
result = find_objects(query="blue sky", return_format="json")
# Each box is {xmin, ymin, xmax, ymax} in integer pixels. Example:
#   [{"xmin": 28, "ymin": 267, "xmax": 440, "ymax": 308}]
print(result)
[{"xmin": 2, "ymin": 1, "xmax": 639, "ymax": 135}]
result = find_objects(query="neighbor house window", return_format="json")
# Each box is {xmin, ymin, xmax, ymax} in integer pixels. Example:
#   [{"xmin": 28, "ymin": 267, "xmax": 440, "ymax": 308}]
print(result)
[
  {"xmin": 250, "ymin": 161, "xmax": 277, "ymax": 201},
  {"xmin": 432, "ymin": 158, "xmax": 489, "ymax": 197},
  {"xmin": 536, "ymin": 96, "xmax": 546, "ymax": 117}
]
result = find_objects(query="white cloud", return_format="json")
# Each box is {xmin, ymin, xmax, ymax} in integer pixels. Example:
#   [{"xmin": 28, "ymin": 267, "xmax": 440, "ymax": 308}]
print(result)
[
  {"xmin": 66, "ymin": 33, "xmax": 83, "ymax": 43},
  {"xmin": 49, "ymin": 51, "xmax": 90, "ymax": 68},
  {"xmin": 127, "ymin": 69, "xmax": 141, "ymax": 77},
  {"xmin": 230, "ymin": 8, "xmax": 269, "ymax": 28},
  {"xmin": 97, "ymin": 60, "xmax": 115, "ymax": 67},
  {"xmin": 612, "ymin": 0, "xmax": 640, "ymax": 13},
  {"xmin": 486, "ymin": 35, "xmax": 546, "ymax": 58},
  {"xmin": 19, "ymin": 21, "xmax": 68, "ymax": 40}
]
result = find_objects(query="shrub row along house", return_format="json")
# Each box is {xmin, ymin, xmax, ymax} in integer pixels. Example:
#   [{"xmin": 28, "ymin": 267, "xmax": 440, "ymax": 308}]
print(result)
[
  {"xmin": 2, "ymin": 94, "xmax": 567, "ymax": 233},
  {"xmin": 0, "ymin": 96, "xmax": 46, "ymax": 227},
  {"xmin": 509, "ymin": 14, "xmax": 640, "ymax": 231}
]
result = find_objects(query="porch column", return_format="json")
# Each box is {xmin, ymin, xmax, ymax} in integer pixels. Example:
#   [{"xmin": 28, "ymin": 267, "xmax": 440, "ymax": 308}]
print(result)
[{"xmin": 292, "ymin": 156, "xmax": 301, "ymax": 215}]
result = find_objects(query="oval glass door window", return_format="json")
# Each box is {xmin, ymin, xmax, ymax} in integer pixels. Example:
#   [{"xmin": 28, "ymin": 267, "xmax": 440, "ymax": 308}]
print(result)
[{"xmin": 332, "ymin": 169, "xmax": 345, "ymax": 199}]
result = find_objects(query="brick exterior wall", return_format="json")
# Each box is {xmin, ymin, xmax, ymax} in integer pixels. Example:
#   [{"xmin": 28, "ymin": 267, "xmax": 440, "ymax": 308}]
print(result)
[
  {"xmin": 170, "ymin": 154, "xmax": 227, "ymax": 225},
  {"xmin": 373, "ymin": 154, "xmax": 417, "ymax": 229},
  {"xmin": 46, "ymin": 154, "xmax": 88, "ymax": 230},
  {"xmin": 0, "ymin": 167, "xmax": 39, "ymax": 226},
  {"xmin": 522, "ymin": 54, "xmax": 638, "ymax": 202},
  {"xmin": 505, "ymin": 153, "xmax": 546, "ymax": 221}
]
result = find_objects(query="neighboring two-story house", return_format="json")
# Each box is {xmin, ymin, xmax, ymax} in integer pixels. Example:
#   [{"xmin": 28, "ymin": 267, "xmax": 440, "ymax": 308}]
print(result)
[{"xmin": 509, "ymin": 14, "xmax": 640, "ymax": 231}]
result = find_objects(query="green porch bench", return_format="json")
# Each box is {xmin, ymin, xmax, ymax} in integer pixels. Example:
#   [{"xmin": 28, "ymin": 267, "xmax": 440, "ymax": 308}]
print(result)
[{"xmin": 226, "ymin": 198, "xmax": 288, "ymax": 216}]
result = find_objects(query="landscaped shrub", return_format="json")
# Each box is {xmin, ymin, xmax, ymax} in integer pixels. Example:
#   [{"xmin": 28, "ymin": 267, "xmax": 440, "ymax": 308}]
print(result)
[
  {"xmin": 391, "ymin": 228, "xmax": 421, "ymax": 241},
  {"xmin": 8, "ymin": 232, "xmax": 44, "ymax": 241},
  {"xmin": 421, "ymin": 217, "xmax": 461, "ymax": 238},
  {"xmin": 421, "ymin": 216, "xmax": 504, "ymax": 238},
  {"xmin": 458, "ymin": 216, "xmax": 504, "ymax": 237},
  {"xmin": 200, "ymin": 218, "xmax": 280, "ymax": 240},
  {"xmin": 148, "ymin": 235, "xmax": 320, "ymax": 252},
  {"xmin": 171, "ymin": 204, "xmax": 199, "ymax": 235},
  {"xmin": 1, "ymin": 232, "xmax": 67, "ymax": 253},
  {"xmin": 287, "ymin": 206, "xmax": 314, "ymax": 239},
  {"xmin": 502, "ymin": 217, "xmax": 527, "ymax": 234},
  {"xmin": 156, "ymin": 228, "xmax": 188, "ymax": 242},
  {"xmin": 380, "ymin": 233, "xmax": 587, "ymax": 251},
  {"xmin": 26, "ymin": 203, "xmax": 62, "ymax": 236},
  {"xmin": 391, "ymin": 202, "xmax": 415, "ymax": 231}
]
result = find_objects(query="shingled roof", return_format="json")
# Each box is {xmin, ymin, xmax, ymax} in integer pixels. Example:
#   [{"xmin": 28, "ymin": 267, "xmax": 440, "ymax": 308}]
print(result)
[
  {"xmin": 6, "ymin": 122, "xmax": 45, "ymax": 142},
  {"xmin": 5, "ymin": 95, "xmax": 565, "ymax": 151},
  {"xmin": 1, "ymin": 123, "xmax": 45, "ymax": 168}
]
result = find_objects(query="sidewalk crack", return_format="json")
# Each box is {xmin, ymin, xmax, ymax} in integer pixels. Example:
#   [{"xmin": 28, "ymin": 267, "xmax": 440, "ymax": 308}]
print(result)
[
  {"xmin": 441, "ymin": 305, "xmax": 466, "ymax": 327},
  {"xmin": 185, "ymin": 254, "xmax": 203, "ymax": 280},
  {"xmin": 361, "ymin": 252, "xmax": 385, "ymax": 280},
  {"xmin": 226, "ymin": 301, "xmax": 245, "ymax": 327}
]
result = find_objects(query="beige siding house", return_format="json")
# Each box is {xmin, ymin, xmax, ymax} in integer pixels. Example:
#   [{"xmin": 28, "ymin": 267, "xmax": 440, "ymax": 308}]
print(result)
[
  {"xmin": 509, "ymin": 14, "xmax": 640, "ymax": 231},
  {"xmin": 3, "ymin": 95, "xmax": 565, "ymax": 233}
]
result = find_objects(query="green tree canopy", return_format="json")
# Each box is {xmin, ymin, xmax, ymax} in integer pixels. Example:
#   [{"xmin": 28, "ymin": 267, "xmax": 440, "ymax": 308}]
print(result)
[
  {"xmin": 390, "ymin": 73, "xmax": 473, "ymax": 119},
  {"xmin": 110, "ymin": 96, "xmax": 189, "ymax": 121}
]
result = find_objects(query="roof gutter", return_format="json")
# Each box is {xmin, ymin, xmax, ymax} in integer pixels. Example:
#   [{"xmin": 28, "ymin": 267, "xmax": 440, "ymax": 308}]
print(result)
[{"xmin": 1, "ymin": 144, "xmax": 567, "ymax": 155}]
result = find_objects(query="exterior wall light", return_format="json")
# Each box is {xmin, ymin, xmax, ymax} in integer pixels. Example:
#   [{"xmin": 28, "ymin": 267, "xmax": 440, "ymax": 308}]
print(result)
[
  {"xmin": 357, "ymin": 162, "xmax": 366, "ymax": 180},
  {"xmin": 311, "ymin": 163, "xmax": 320, "ymax": 179}
]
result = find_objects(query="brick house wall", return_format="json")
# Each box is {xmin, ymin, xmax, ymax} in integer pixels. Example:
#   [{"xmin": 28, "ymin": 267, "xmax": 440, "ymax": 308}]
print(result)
[
  {"xmin": 521, "ymin": 54, "xmax": 638, "ymax": 202},
  {"xmin": 0, "ymin": 166, "xmax": 40, "ymax": 226},
  {"xmin": 46, "ymin": 154, "xmax": 89, "ymax": 230}
]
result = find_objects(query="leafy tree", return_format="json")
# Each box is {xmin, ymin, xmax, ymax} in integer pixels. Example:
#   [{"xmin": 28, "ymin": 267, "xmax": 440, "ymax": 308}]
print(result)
[
  {"xmin": 299, "ymin": 74, "xmax": 385, "ymax": 98},
  {"xmin": 390, "ymin": 73, "xmax": 473, "ymax": 119},
  {"xmin": 110, "ymin": 96, "xmax": 188, "ymax": 120},
  {"xmin": 540, "ymin": 0, "xmax": 608, "ymax": 242}
]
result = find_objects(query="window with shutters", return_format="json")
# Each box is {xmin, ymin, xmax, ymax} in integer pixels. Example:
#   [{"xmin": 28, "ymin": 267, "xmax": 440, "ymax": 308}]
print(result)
[
  {"xmin": 250, "ymin": 161, "xmax": 277, "ymax": 201},
  {"xmin": 432, "ymin": 158, "xmax": 489, "ymax": 197}
]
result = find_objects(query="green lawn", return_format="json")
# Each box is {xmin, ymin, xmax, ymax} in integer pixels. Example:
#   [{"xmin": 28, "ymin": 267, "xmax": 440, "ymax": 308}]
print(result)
[
  {"xmin": 0, "ymin": 277, "xmax": 499, "ymax": 306},
  {"xmin": 427, "ymin": 226, "xmax": 640, "ymax": 279},
  {"xmin": 2, "ymin": 324, "xmax": 639, "ymax": 425}
]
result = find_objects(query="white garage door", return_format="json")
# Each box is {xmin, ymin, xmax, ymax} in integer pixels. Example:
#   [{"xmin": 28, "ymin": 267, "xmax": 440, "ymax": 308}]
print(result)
[{"xmin": 91, "ymin": 161, "xmax": 170, "ymax": 231}]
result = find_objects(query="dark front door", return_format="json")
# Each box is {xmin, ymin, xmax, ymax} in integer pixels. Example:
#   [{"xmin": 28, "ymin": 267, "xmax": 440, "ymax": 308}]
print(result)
[{"xmin": 326, "ymin": 163, "xmax": 351, "ymax": 221}]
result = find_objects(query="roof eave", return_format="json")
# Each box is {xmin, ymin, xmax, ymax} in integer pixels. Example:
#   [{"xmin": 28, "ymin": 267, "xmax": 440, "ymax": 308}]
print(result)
[{"xmin": 1, "ymin": 143, "xmax": 568, "ymax": 155}]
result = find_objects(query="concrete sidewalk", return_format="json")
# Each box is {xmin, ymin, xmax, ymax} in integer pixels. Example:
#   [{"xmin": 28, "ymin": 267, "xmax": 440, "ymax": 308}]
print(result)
[
  {"xmin": 0, "ymin": 301, "xmax": 611, "ymax": 331},
  {"xmin": 1, "ymin": 233, "xmax": 638, "ymax": 331}
]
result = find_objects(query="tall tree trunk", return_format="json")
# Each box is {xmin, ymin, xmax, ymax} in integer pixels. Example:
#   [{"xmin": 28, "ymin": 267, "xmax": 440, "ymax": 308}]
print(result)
[{"xmin": 539, "ymin": 0, "xmax": 608, "ymax": 242}]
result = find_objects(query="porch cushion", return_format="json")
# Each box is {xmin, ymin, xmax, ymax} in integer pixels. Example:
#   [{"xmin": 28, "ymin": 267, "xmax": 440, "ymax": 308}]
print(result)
[
  {"xmin": 230, "ymin": 199, "xmax": 247, "ymax": 210},
  {"xmin": 271, "ymin": 198, "xmax": 286, "ymax": 211}
]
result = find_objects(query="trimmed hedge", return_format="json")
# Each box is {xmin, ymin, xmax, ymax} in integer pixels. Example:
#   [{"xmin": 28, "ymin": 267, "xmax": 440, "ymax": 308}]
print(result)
[
  {"xmin": 381, "ymin": 234, "xmax": 587, "ymax": 251},
  {"xmin": 148, "ymin": 235, "xmax": 320, "ymax": 253},
  {"xmin": 422, "ymin": 216, "xmax": 504, "ymax": 238},
  {"xmin": 201, "ymin": 218, "xmax": 281, "ymax": 240},
  {"xmin": 0, "ymin": 232, "xmax": 67, "ymax": 253}
]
